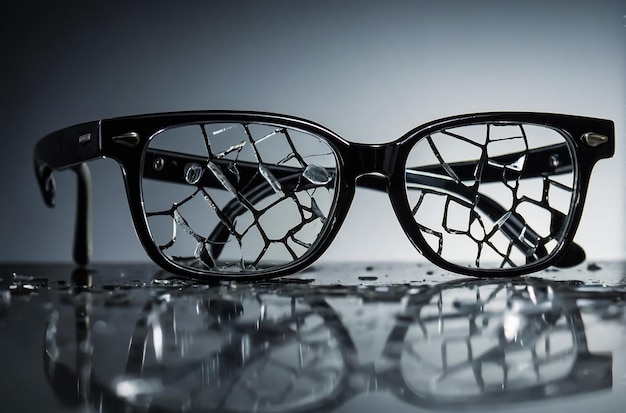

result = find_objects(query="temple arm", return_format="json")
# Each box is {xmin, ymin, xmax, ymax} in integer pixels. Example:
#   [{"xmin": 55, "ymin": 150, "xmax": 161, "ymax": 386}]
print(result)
[
  {"xmin": 34, "ymin": 122, "xmax": 102, "ymax": 204},
  {"xmin": 34, "ymin": 122, "xmax": 102, "ymax": 266},
  {"xmin": 143, "ymin": 143, "xmax": 572, "ymax": 189}
]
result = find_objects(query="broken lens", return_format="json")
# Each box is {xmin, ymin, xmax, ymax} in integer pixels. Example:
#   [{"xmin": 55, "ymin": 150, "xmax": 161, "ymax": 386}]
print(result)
[
  {"xmin": 141, "ymin": 122, "xmax": 339, "ymax": 274},
  {"xmin": 405, "ymin": 122, "xmax": 576, "ymax": 270}
]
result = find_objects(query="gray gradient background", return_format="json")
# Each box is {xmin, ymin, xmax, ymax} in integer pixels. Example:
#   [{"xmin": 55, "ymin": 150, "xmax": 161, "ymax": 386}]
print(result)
[{"xmin": 1, "ymin": 1, "xmax": 625, "ymax": 265}]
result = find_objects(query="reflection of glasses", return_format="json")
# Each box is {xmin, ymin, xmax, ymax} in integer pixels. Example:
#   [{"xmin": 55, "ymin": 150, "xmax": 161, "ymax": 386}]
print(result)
[
  {"xmin": 43, "ymin": 274, "xmax": 616, "ymax": 412},
  {"xmin": 34, "ymin": 111, "xmax": 614, "ymax": 280}
]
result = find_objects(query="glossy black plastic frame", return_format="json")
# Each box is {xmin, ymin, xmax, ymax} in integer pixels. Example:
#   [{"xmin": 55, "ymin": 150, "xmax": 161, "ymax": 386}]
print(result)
[{"xmin": 34, "ymin": 111, "xmax": 614, "ymax": 280}]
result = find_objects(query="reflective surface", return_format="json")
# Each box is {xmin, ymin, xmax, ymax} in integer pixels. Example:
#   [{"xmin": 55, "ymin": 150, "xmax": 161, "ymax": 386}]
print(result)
[{"xmin": 0, "ymin": 262, "xmax": 625, "ymax": 412}]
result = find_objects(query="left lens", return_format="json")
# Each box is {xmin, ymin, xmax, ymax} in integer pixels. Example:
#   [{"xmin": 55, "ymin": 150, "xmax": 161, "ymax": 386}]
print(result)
[
  {"xmin": 141, "ymin": 121, "xmax": 339, "ymax": 276},
  {"xmin": 404, "ymin": 121, "xmax": 576, "ymax": 270}
]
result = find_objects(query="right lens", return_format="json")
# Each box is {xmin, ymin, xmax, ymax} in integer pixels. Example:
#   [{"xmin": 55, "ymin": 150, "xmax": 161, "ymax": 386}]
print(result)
[
  {"xmin": 141, "ymin": 121, "xmax": 339, "ymax": 276},
  {"xmin": 404, "ymin": 121, "xmax": 576, "ymax": 271}
]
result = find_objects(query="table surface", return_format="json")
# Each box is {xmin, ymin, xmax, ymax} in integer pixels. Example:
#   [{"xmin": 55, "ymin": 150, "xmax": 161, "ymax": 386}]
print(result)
[{"xmin": 0, "ymin": 261, "xmax": 625, "ymax": 413}]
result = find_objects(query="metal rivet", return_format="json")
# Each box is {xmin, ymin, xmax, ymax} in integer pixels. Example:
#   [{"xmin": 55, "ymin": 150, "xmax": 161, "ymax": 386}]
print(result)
[
  {"xmin": 582, "ymin": 132, "xmax": 608, "ymax": 147},
  {"xmin": 549, "ymin": 154, "xmax": 560, "ymax": 169},
  {"xmin": 184, "ymin": 163, "xmax": 204, "ymax": 185},
  {"xmin": 112, "ymin": 132, "xmax": 140, "ymax": 147},
  {"xmin": 153, "ymin": 157, "xmax": 165, "ymax": 171}
]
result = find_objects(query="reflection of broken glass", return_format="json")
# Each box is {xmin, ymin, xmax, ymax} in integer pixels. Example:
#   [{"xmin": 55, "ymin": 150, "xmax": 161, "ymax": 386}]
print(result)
[
  {"xmin": 395, "ymin": 278, "xmax": 615, "ymax": 403},
  {"xmin": 406, "ymin": 123, "xmax": 575, "ymax": 269},
  {"xmin": 41, "ymin": 273, "xmax": 619, "ymax": 413}
]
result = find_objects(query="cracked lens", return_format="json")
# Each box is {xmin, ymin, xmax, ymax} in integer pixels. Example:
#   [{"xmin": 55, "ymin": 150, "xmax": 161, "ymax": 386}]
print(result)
[
  {"xmin": 142, "ymin": 122, "xmax": 338, "ymax": 274},
  {"xmin": 405, "ymin": 123, "xmax": 575, "ymax": 269}
]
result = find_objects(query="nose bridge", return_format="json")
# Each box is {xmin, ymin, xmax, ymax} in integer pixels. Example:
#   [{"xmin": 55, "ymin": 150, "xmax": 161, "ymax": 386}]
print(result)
[{"xmin": 349, "ymin": 142, "xmax": 398, "ymax": 179}]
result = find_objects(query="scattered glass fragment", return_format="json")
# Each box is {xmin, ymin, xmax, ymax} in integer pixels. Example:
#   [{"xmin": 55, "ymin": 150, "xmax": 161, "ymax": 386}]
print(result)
[{"xmin": 8, "ymin": 275, "xmax": 48, "ymax": 295}]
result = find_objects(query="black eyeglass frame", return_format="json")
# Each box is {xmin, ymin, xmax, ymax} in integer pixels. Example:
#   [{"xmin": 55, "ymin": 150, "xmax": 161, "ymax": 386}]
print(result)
[{"xmin": 34, "ymin": 111, "xmax": 614, "ymax": 281}]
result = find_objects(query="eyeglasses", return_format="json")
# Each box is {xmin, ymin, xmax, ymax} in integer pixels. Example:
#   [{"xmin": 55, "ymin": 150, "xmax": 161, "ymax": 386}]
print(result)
[{"xmin": 34, "ymin": 111, "xmax": 614, "ymax": 280}]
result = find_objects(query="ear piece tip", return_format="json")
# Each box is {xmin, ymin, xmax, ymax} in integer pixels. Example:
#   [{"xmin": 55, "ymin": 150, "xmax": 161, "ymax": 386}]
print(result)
[
  {"xmin": 35, "ymin": 162, "xmax": 56, "ymax": 207},
  {"xmin": 553, "ymin": 242, "xmax": 586, "ymax": 268}
]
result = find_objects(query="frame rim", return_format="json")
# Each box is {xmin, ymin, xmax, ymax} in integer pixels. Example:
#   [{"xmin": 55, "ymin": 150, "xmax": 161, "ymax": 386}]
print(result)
[{"xmin": 35, "ymin": 110, "xmax": 615, "ymax": 281}]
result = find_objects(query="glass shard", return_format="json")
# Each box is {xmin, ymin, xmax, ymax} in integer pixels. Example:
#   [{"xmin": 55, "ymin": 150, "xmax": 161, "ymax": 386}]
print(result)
[
  {"xmin": 310, "ymin": 198, "xmax": 327, "ymax": 224},
  {"xmin": 206, "ymin": 161, "xmax": 239, "ymax": 198},
  {"xmin": 508, "ymin": 154, "xmax": 526, "ymax": 172},
  {"xmin": 255, "ymin": 129, "xmax": 281, "ymax": 145},
  {"xmin": 173, "ymin": 209, "xmax": 200, "ymax": 241},
  {"xmin": 215, "ymin": 141, "xmax": 246, "ymax": 159},
  {"xmin": 212, "ymin": 124, "xmax": 239, "ymax": 136},
  {"xmin": 302, "ymin": 164, "xmax": 332, "ymax": 185},
  {"xmin": 258, "ymin": 163, "xmax": 285, "ymax": 197},
  {"xmin": 194, "ymin": 242, "xmax": 215, "ymax": 268}
]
